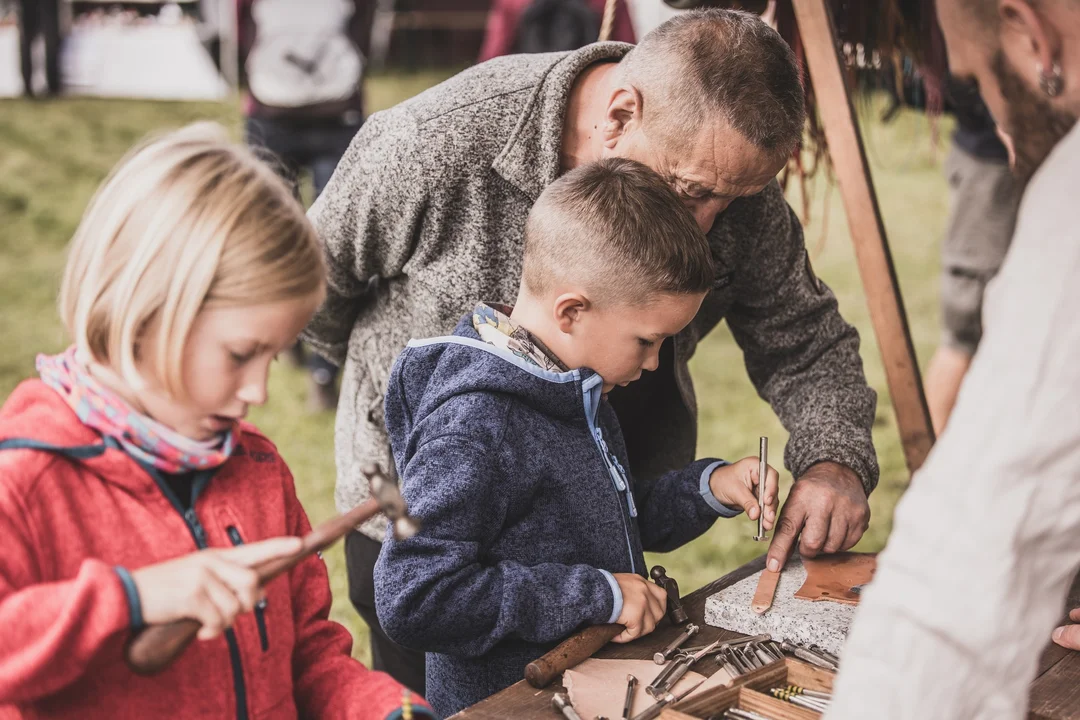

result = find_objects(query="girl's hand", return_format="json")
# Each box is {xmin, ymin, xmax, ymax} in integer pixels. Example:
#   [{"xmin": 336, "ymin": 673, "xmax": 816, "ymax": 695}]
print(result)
[
  {"xmin": 709, "ymin": 457, "xmax": 779, "ymax": 529},
  {"xmin": 131, "ymin": 537, "xmax": 303, "ymax": 640}
]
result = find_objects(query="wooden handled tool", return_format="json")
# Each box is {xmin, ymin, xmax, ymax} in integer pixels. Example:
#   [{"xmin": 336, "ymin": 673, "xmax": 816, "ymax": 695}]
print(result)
[
  {"xmin": 126, "ymin": 465, "xmax": 417, "ymax": 676},
  {"xmin": 524, "ymin": 623, "xmax": 624, "ymax": 688}
]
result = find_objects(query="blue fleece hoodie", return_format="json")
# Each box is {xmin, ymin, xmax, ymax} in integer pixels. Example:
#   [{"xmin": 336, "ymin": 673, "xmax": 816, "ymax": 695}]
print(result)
[{"xmin": 374, "ymin": 315, "xmax": 740, "ymax": 717}]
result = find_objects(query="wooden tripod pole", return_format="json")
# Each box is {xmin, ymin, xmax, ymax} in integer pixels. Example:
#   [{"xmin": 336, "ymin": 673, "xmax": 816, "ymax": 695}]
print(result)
[{"xmin": 791, "ymin": 0, "xmax": 935, "ymax": 472}]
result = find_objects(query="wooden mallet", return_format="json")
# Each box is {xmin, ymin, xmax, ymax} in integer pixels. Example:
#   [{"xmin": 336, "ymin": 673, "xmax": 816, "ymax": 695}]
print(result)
[{"xmin": 125, "ymin": 463, "xmax": 417, "ymax": 676}]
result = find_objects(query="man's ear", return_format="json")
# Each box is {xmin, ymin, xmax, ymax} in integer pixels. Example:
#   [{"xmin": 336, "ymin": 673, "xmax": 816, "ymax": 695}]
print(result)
[
  {"xmin": 553, "ymin": 292, "xmax": 590, "ymax": 334},
  {"xmin": 998, "ymin": 0, "xmax": 1060, "ymax": 74},
  {"xmin": 602, "ymin": 85, "xmax": 644, "ymax": 150}
]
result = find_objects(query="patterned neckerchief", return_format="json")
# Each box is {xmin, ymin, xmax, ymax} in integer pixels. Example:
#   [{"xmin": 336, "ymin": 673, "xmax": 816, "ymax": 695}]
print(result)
[
  {"xmin": 37, "ymin": 347, "xmax": 235, "ymax": 473},
  {"xmin": 471, "ymin": 303, "xmax": 569, "ymax": 373}
]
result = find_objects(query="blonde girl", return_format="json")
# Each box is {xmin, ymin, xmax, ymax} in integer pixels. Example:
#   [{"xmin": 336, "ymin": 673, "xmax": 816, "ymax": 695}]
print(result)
[{"xmin": 0, "ymin": 123, "xmax": 432, "ymax": 720}]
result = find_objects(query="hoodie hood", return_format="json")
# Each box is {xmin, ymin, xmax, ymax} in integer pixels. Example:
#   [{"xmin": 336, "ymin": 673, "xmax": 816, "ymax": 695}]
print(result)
[{"xmin": 385, "ymin": 314, "xmax": 606, "ymax": 454}]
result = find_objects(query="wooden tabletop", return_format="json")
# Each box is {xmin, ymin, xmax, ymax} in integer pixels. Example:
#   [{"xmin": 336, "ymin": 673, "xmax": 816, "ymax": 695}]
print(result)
[{"xmin": 451, "ymin": 555, "xmax": 1080, "ymax": 719}]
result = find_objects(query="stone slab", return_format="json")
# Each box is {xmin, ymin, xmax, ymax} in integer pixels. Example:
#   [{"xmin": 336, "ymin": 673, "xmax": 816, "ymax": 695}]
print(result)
[{"xmin": 703, "ymin": 556, "xmax": 856, "ymax": 655}]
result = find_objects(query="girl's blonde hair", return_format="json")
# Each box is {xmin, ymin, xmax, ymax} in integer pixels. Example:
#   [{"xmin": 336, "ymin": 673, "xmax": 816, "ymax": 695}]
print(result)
[{"xmin": 60, "ymin": 122, "xmax": 326, "ymax": 397}]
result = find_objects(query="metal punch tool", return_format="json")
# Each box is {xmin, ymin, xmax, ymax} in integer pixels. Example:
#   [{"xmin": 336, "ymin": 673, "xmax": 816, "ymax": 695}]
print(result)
[
  {"xmin": 654, "ymin": 623, "xmax": 699, "ymax": 664},
  {"xmin": 646, "ymin": 639, "xmax": 721, "ymax": 698}
]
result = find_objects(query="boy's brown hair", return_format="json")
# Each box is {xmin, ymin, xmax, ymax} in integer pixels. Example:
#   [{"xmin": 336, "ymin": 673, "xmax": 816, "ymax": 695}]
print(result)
[{"xmin": 523, "ymin": 158, "xmax": 714, "ymax": 304}]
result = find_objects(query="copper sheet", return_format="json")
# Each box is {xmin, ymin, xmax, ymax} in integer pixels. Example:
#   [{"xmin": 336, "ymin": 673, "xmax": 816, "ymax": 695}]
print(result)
[{"xmin": 793, "ymin": 552, "xmax": 877, "ymax": 605}]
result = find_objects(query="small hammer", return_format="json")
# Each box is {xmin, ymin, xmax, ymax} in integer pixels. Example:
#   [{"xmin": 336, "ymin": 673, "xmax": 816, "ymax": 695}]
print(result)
[
  {"xmin": 650, "ymin": 566, "xmax": 688, "ymax": 625},
  {"xmin": 525, "ymin": 568, "xmax": 689, "ymax": 688},
  {"xmin": 125, "ymin": 463, "xmax": 418, "ymax": 675}
]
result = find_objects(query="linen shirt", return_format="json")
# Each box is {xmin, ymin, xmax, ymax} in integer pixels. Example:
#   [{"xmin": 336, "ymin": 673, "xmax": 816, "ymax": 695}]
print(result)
[{"xmin": 827, "ymin": 122, "xmax": 1080, "ymax": 719}]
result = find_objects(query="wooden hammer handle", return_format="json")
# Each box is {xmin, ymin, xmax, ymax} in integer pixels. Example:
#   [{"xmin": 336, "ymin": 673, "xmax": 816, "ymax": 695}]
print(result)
[
  {"xmin": 525, "ymin": 623, "xmax": 624, "ymax": 688},
  {"xmin": 125, "ymin": 497, "xmax": 382, "ymax": 676}
]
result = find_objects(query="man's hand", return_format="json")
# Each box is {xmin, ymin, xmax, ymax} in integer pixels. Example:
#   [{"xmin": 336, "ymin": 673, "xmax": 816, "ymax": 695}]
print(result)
[
  {"xmin": 765, "ymin": 461, "xmax": 870, "ymax": 573},
  {"xmin": 1052, "ymin": 608, "xmax": 1080, "ymax": 649}
]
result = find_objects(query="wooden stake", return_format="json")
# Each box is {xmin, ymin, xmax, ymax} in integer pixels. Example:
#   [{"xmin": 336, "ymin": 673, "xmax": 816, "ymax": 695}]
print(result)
[{"xmin": 792, "ymin": 0, "xmax": 935, "ymax": 472}]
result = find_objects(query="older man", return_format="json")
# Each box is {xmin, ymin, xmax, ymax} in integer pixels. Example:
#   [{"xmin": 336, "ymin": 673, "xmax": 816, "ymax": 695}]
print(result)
[
  {"xmin": 828, "ymin": 1, "xmax": 1080, "ymax": 718},
  {"xmin": 305, "ymin": 9, "xmax": 878, "ymax": 694}
]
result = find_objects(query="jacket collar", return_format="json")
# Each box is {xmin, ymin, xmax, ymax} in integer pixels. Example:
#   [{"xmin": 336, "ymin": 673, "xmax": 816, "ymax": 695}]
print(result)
[
  {"xmin": 0, "ymin": 379, "xmax": 257, "ymax": 497},
  {"xmin": 491, "ymin": 42, "xmax": 633, "ymax": 201}
]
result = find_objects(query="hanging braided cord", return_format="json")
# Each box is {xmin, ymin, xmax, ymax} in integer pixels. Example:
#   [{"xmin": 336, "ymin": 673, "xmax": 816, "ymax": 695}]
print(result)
[{"xmin": 598, "ymin": 0, "xmax": 618, "ymax": 41}]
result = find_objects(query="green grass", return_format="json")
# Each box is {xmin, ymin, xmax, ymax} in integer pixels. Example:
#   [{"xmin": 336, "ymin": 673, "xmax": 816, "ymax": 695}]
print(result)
[{"xmin": 0, "ymin": 79, "xmax": 951, "ymax": 665}]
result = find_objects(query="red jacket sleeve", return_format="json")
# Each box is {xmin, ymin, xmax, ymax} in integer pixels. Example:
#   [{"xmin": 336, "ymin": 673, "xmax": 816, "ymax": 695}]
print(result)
[
  {"xmin": 0, "ymin": 481, "xmax": 131, "ymax": 704},
  {"xmin": 282, "ymin": 467, "xmax": 433, "ymax": 719}
]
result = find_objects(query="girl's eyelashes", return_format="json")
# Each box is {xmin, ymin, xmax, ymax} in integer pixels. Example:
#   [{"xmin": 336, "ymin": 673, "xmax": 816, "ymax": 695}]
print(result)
[
  {"xmin": 229, "ymin": 349, "xmax": 256, "ymax": 365},
  {"xmin": 637, "ymin": 338, "xmax": 655, "ymax": 348}
]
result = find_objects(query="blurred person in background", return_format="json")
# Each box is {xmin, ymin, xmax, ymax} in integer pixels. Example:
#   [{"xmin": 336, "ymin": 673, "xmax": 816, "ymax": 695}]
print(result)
[
  {"xmin": 923, "ymin": 84, "xmax": 1021, "ymax": 434},
  {"xmin": 16, "ymin": 0, "xmax": 62, "ymax": 97},
  {"xmin": 829, "ymin": 0, "xmax": 1080, "ymax": 715},
  {"xmin": 478, "ymin": 0, "xmax": 635, "ymax": 61},
  {"xmin": 238, "ymin": 0, "xmax": 376, "ymax": 412}
]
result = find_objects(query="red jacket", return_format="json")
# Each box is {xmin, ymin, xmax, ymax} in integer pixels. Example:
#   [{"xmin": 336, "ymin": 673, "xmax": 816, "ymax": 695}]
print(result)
[{"xmin": 0, "ymin": 380, "xmax": 431, "ymax": 720}]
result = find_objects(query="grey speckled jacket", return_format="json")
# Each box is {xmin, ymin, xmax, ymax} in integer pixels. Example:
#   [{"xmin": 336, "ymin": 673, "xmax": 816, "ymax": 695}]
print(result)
[{"xmin": 303, "ymin": 43, "xmax": 879, "ymax": 540}]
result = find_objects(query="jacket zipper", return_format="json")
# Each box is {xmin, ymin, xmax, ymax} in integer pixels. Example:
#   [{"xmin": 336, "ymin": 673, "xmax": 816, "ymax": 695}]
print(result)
[
  {"xmin": 143, "ymin": 465, "xmax": 250, "ymax": 720},
  {"xmin": 591, "ymin": 426, "xmax": 638, "ymax": 574},
  {"xmin": 226, "ymin": 526, "xmax": 270, "ymax": 652}
]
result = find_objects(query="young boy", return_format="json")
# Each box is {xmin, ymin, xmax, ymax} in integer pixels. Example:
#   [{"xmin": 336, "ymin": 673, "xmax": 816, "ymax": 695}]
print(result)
[{"xmin": 374, "ymin": 158, "xmax": 779, "ymax": 717}]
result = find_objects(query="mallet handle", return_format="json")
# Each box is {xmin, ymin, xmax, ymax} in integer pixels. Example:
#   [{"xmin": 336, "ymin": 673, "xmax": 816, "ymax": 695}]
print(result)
[
  {"xmin": 125, "ymin": 497, "xmax": 382, "ymax": 676},
  {"xmin": 525, "ymin": 623, "xmax": 624, "ymax": 688}
]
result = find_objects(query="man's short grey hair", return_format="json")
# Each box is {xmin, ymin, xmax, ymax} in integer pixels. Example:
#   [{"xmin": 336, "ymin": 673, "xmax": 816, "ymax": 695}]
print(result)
[{"xmin": 617, "ymin": 9, "xmax": 806, "ymax": 158}]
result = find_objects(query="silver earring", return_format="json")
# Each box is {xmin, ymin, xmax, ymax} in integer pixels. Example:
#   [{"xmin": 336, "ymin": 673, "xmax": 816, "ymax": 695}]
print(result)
[{"xmin": 1037, "ymin": 62, "xmax": 1064, "ymax": 97}]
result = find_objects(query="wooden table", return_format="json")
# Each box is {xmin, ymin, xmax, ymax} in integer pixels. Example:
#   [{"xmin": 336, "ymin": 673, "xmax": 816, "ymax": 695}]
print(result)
[{"xmin": 451, "ymin": 556, "xmax": 1080, "ymax": 719}]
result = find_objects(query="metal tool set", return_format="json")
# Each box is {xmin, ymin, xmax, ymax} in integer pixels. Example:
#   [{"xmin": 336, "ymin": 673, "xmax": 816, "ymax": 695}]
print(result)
[
  {"xmin": 769, "ymin": 686, "xmax": 832, "ymax": 712},
  {"xmin": 629, "ymin": 678, "xmax": 706, "ymax": 720},
  {"xmin": 701, "ymin": 686, "xmax": 834, "ymax": 719}
]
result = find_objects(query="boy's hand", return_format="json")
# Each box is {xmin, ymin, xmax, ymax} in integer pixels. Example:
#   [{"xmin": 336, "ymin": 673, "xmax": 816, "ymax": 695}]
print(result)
[
  {"xmin": 611, "ymin": 573, "xmax": 668, "ymax": 643},
  {"xmin": 132, "ymin": 537, "xmax": 303, "ymax": 640},
  {"xmin": 708, "ymin": 457, "xmax": 779, "ymax": 529}
]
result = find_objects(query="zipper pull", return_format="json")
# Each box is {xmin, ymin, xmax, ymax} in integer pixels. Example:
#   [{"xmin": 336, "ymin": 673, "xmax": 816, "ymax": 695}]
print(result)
[
  {"xmin": 612, "ymin": 460, "xmax": 637, "ymax": 517},
  {"xmin": 185, "ymin": 509, "xmax": 207, "ymax": 547}
]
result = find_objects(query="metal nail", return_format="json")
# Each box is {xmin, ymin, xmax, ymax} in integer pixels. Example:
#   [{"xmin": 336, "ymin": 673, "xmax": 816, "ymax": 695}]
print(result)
[
  {"xmin": 622, "ymin": 674, "xmax": 637, "ymax": 720},
  {"xmin": 654, "ymin": 623, "xmax": 699, "ymax": 664},
  {"xmin": 779, "ymin": 641, "xmax": 838, "ymax": 670},
  {"xmin": 752, "ymin": 644, "xmax": 775, "ymax": 666}
]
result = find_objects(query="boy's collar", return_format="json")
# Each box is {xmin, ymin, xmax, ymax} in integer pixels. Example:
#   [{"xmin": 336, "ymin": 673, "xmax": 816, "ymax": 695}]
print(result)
[{"xmin": 471, "ymin": 303, "xmax": 569, "ymax": 373}]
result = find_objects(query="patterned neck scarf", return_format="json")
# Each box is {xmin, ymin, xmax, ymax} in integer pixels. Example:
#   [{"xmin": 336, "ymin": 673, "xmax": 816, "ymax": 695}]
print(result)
[
  {"xmin": 37, "ymin": 347, "xmax": 235, "ymax": 474},
  {"xmin": 472, "ymin": 303, "xmax": 569, "ymax": 373}
]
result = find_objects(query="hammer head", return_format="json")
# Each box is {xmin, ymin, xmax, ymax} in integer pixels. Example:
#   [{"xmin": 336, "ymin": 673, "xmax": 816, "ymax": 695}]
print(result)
[
  {"xmin": 360, "ymin": 462, "xmax": 421, "ymax": 539},
  {"xmin": 650, "ymin": 565, "xmax": 689, "ymax": 625}
]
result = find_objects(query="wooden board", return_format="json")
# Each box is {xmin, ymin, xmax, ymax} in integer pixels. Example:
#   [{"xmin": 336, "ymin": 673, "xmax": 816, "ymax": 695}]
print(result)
[
  {"xmin": 452, "ymin": 559, "xmax": 1080, "ymax": 719},
  {"xmin": 1029, "ymin": 653, "xmax": 1080, "ymax": 720}
]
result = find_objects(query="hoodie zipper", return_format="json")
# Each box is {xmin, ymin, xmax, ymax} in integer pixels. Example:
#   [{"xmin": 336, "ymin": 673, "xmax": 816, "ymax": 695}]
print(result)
[
  {"xmin": 226, "ymin": 526, "xmax": 270, "ymax": 652},
  {"xmin": 590, "ymin": 426, "xmax": 637, "ymax": 573},
  {"xmin": 593, "ymin": 428, "xmax": 638, "ymax": 518},
  {"xmin": 141, "ymin": 464, "xmax": 250, "ymax": 720}
]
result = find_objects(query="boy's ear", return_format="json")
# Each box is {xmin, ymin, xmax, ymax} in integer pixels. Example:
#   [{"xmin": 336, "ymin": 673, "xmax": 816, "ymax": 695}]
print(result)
[
  {"xmin": 602, "ymin": 86, "xmax": 644, "ymax": 150},
  {"xmin": 553, "ymin": 292, "xmax": 591, "ymax": 334}
]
